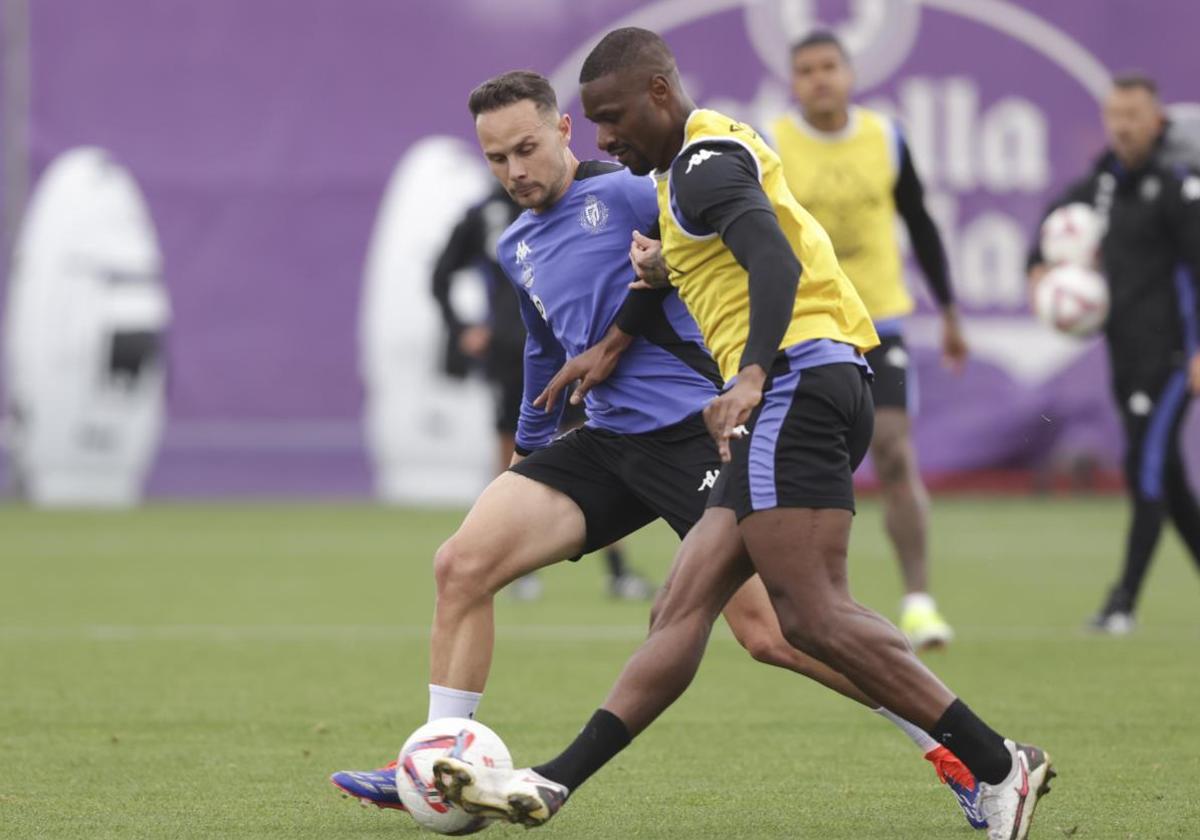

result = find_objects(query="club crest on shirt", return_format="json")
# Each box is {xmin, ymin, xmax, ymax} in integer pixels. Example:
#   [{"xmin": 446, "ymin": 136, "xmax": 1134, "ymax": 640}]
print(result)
[{"xmin": 580, "ymin": 194, "xmax": 609, "ymax": 234}]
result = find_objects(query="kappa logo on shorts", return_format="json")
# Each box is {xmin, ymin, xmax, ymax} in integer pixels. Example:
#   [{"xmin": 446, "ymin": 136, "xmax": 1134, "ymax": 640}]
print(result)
[{"xmin": 697, "ymin": 469, "xmax": 720, "ymax": 492}]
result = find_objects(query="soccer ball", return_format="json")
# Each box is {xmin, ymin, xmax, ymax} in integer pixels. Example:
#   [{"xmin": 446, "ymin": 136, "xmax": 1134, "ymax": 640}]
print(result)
[
  {"xmin": 1039, "ymin": 202, "xmax": 1103, "ymax": 266},
  {"xmin": 396, "ymin": 717, "xmax": 512, "ymax": 835},
  {"xmin": 1032, "ymin": 263, "xmax": 1109, "ymax": 337}
]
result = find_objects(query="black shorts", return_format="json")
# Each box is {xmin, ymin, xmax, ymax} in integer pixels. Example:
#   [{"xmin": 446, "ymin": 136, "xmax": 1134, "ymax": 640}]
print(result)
[
  {"xmin": 707, "ymin": 362, "xmax": 874, "ymax": 520},
  {"xmin": 510, "ymin": 412, "xmax": 718, "ymax": 555},
  {"xmin": 864, "ymin": 333, "xmax": 915, "ymax": 413}
]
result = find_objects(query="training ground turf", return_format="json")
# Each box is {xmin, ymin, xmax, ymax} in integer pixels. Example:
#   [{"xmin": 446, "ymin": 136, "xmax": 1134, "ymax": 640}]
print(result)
[{"xmin": 1, "ymin": 498, "xmax": 1197, "ymax": 839}]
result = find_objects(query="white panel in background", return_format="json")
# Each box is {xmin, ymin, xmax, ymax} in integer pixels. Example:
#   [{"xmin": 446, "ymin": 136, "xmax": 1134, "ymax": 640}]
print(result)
[
  {"xmin": 4, "ymin": 147, "xmax": 169, "ymax": 507},
  {"xmin": 359, "ymin": 137, "xmax": 494, "ymax": 505}
]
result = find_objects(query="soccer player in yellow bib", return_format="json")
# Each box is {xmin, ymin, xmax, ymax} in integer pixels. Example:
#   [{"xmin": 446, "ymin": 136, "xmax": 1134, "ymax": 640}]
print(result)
[
  {"xmin": 433, "ymin": 28, "xmax": 1053, "ymax": 840},
  {"xmin": 770, "ymin": 30, "xmax": 965, "ymax": 650}
]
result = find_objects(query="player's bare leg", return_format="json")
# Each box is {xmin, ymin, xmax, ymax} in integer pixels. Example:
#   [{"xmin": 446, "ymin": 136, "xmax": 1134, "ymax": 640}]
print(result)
[
  {"xmin": 597, "ymin": 508, "xmax": 913, "ymax": 730},
  {"xmin": 872, "ymin": 408, "xmax": 928, "ymax": 591},
  {"xmin": 430, "ymin": 472, "xmax": 586, "ymax": 695},
  {"xmin": 602, "ymin": 508, "xmax": 751, "ymax": 733},
  {"xmin": 721, "ymin": 568, "xmax": 985, "ymax": 825},
  {"xmin": 872, "ymin": 408, "xmax": 953, "ymax": 649},
  {"xmin": 332, "ymin": 471, "xmax": 585, "ymax": 809},
  {"xmin": 722, "ymin": 573, "xmax": 876, "ymax": 707},
  {"xmin": 740, "ymin": 506, "xmax": 952, "ymax": 727}
]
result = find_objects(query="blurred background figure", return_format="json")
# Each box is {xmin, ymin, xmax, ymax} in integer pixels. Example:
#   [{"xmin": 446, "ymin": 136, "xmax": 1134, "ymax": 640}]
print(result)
[
  {"xmin": 1027, "ymin": 74, "xmax": 1200, "ymax": 635},
  {"xmin": 431, "ymin": 183, "xmax": 525, "ymax": 474},
  {"xmin": 429, "ymin": 184, "xmax": 653, "ymax": 601},
  {"xmin": 771, "ymin": 31, "xmax": 964, "ymax": 649}
]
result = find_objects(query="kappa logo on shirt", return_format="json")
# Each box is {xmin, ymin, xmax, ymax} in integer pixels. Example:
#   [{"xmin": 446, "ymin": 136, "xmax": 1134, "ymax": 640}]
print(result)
[
  {"xmin": 686, "ymin": 148, "xmax": 722, "ymax": 174},
  {"xmin": 515, "ymin": 240, "xmax": 535, "ymax": 289}
]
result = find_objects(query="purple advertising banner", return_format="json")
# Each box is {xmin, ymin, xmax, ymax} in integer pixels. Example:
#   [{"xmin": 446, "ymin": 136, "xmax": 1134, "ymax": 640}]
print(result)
[{"xmin": 1, "ymin": 0, "xmax": 1198, "ymax": 498}]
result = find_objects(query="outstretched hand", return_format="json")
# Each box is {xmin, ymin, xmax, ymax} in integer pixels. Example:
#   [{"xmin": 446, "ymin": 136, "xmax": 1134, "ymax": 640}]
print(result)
[
  {"xmin": 534, "ymin": 338, "xmax": 625, "ymax": 412},
  {"xmin": 703, "ymin": 368, "xmax": 765, "ymax": 462}
]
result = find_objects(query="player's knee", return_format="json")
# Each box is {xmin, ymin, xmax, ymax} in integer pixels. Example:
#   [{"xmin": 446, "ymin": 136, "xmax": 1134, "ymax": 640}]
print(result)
[
  {"xmin": 777, "ymin": 608, "xmax": 840, "ymax": 663},
  {"xmin": 873, "ymin": 436, "xmax": 911, "ymax": 485},
  {"xmin": 735, "ymin": 624, "xmax": 799, "ymax": 670},
  {"xmin": 433, "ymin": 538, "xmax": 497, "ymax": 603}
]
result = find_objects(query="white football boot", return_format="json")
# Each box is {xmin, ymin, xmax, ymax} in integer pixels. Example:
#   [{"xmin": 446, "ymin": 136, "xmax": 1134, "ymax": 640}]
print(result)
[
  {"xmin": 433, "ymin": 757, "xmax": 568, "ymax": 827},
  {"xmin": 977, "ymin": 739, "xmax": 1055, "ymax": 840}
]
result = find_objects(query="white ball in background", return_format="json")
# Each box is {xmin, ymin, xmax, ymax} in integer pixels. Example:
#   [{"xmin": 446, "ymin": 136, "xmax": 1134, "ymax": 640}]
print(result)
[
  {"xmin": 1033, "ymin": 263, "xmax": 1110, "ymax": 337},
  {"xmin": 1040, "ymin": 202, "xmax": 1104, "ymax": 267}
]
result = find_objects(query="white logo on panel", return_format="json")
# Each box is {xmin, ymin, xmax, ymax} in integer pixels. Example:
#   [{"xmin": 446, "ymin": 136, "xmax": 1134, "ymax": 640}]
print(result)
[{"xmin": 686, "ymin": 149, "xmax": 722, "ymax": 174}]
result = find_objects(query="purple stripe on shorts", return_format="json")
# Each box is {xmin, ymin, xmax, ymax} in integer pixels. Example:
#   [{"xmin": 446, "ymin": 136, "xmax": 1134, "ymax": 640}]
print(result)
[{"xmin": 748, "ymin": 367, "xmax": 803, "ymax": 510}]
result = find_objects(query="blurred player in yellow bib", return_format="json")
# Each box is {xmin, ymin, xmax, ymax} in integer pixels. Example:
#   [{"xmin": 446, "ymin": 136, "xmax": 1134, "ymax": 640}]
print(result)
[{"xmin": 771, "ymin": 31, "xmax": 966, "ymax": 649}]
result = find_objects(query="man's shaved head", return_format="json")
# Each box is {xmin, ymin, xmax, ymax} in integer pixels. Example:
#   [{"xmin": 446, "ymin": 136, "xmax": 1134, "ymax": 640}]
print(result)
[
  {"xmin": 579, "ymin": 27, "xmax": 676, "ymax": 84},
  {"xmin": 578, "ymin": 27, "xmax": 692, "ymax": 175}
]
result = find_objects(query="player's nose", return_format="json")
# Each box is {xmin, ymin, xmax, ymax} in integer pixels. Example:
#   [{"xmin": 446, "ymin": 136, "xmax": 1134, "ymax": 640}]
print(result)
[{"xmin": 596, "ymin": 125, "xmax": 617, "ymax": 153}]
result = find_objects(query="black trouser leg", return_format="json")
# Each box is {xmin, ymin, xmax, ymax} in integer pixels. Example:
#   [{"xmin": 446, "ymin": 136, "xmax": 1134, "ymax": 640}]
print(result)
[
  {"xmin": 603, "ymin": 544, "xmax": 628, "ymax": 579},
  {"xmin": 1113, "ymin": 372, "xmax": 1192, "ymax": 612},
  {"xmin": 1116, "ymin": 499, "xmax": 1166, "ymax": 609},
  {"xmin": 1164, "ymin": 448, "xmax": 1200, "ymax": 573}
]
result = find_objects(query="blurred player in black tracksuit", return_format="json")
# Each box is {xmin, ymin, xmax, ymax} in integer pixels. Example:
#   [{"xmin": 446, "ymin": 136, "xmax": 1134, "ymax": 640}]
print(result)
[
  {"xmin": 430, "ymin": 184, "xmax": 652, "ymax": 600},
  {"xmin": 432, "ymin": 183, "xmax": 528, "ymax": 470},
  {"xmin": 1027, "ymin": 74, "xmax": 1200, "ymax": 633}
]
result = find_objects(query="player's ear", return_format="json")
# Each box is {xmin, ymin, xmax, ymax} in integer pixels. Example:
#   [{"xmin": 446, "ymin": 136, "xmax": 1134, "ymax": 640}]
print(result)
[
  {"xmin": 648, "ymin": 74, "xmax": 671, "ymax": 107},
  {"xmin": 558, "ymin": 112, "xmax": 572, "ymax": 145}
]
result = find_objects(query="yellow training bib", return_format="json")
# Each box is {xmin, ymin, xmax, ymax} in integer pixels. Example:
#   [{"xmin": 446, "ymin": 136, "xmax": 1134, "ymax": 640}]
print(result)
[
  {"xmin": 656, "ymin": 108, "xmax": 878, "ymax": 382},
  {"xmin": 770, "ymin": 106, "xmax": 911, "ymax": 320}
]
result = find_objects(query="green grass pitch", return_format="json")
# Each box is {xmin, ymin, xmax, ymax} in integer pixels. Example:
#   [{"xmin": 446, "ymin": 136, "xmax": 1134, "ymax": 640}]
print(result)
[{"xmin": 1, "ymin": 498, "xmax": 1197, "ymax": 839}]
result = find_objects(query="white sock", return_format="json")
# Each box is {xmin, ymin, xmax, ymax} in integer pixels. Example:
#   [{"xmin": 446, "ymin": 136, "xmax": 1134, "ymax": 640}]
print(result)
[
  {"xmin": 428, "ymin": 684, "xmax": 483, "ymax": 723},
  {"xmin": 901, "ymin": 592, "xmax": 937, "ymax": 614},
  {"xmin": 874, "ymin": 706, "xmax": 938, "ymax": 754}
]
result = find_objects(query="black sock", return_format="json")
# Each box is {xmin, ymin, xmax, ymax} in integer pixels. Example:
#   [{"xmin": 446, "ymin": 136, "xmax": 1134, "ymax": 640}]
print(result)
[
  {"xmin": 533, "ymin": 709, "xmax": 632, "ymax": 792},
  {"xmin": 604, "ymin": 545, "xmax": 628, "ymax": 579},
  {"xmin": 930, "ymin": 699, "xmax": 1012, "ymax": 785}
]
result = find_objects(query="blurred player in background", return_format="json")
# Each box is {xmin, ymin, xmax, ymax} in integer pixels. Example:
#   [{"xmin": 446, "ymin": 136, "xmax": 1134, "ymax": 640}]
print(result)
[
  {"xmin": 771, "ymin": 31, "xmax": 965, "ymax": 649},
  {"xmin": 1027, "ymin": 74, "xmax": 1200, "ymax": 634},
  {"xmin": 431, "ymin": 185, "xmax": 652, "ymax": 601}
]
